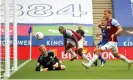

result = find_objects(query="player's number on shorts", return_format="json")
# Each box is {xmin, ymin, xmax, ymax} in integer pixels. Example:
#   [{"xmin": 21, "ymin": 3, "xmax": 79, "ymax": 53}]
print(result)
[
  {"xmin": 57, "ymin": 4, "xmax": 87, "ymax": 17},
  {"xmin": 27, "ymin": 4, "xmax": 53, "ymax": 17}
]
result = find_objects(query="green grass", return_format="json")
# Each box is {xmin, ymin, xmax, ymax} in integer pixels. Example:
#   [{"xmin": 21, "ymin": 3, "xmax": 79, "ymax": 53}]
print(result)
[
  {"xmin": 9, "ymin": 60, "xmax": 133, "ymax": 79},
  {"xmin": 1, "ymin": 60, "xmax": 27, "ymax": 78}
]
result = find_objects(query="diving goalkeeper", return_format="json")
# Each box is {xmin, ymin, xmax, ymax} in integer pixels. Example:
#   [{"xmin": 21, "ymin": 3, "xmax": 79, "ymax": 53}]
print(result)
[{"xmin": 35, "ymin": 45, "xmax": 66, "ymax": 72}]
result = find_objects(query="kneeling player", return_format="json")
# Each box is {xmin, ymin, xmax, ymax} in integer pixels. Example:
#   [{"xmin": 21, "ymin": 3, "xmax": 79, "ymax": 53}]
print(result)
[{"xmin": 35, "ymin": 45, "xmax": 66, "ymax": 72}]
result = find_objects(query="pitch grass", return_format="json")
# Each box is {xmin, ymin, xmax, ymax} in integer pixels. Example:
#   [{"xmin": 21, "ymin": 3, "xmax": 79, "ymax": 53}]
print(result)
[
  {"xmin": 1, "ymin": 60, "xmax": 27, "ymax": 79},
  {"xmin": 9, "ymin": 60, "xmax": 133, "ymax": 79}
]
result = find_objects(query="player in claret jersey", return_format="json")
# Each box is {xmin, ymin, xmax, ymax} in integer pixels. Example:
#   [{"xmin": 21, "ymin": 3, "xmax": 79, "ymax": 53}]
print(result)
[
  {"xmin": 82, "ymin": 10, "xmax": 133, "ymax": 70},
  {"xmin": 58, "ymin": 26, "xmax": 91, "ymax": 63}
]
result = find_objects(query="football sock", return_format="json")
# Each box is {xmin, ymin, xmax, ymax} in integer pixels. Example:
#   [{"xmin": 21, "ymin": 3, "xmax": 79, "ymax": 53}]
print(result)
[
  {"xmin": 82, "ymin": 53, "xmax": 91, "ymax": 62},
  {"xmin": 119, "ymin": 54, "xmax": 130, "ymax": 63},
  {"xmin": 67, "ymin": 49, "xmax": 77, "ymax": 57}
]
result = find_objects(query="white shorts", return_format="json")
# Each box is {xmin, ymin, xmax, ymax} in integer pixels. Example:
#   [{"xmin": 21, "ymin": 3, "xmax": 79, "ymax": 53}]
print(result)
[
  {"xmin": 67, "ymin": 37, "xmax": 83, "ymax": 49},
  {"xmin": 100, "ymin": 42, "xmax": 118, "ymax": 53}
]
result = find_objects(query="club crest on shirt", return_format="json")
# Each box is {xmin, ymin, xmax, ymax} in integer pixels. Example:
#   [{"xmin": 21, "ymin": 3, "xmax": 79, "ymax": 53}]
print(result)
[
  {"xmin": 50, "ymin": 56, "xmax": 53, "ymax": 59},
  {"xmin": 106, "ymin": 26, "xmax": 111, "ymax": 29}
]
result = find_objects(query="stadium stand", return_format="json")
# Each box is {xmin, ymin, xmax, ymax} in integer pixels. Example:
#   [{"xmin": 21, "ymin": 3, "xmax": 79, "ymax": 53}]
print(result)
[{"xmin": 93, "ymin": 0, "xmax": 112, "ymax": 45}]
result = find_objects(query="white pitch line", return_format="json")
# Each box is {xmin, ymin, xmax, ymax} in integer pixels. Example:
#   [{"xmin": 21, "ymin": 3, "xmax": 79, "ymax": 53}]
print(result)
[{"xmin": 3, "ymin": 59, "xmax": 31, "ymax": 80}]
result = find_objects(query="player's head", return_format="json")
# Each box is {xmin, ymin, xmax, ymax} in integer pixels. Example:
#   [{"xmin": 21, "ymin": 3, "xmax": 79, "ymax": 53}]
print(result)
[
  {"xmin": 78, "ymin": 25, "xmax": 82, "ymax": 30},
  {"xmin": 39, "ymin": 45, "xmax": 47, "ymax": 54},
  {"xmin": 101, "ymin": 17, "xmax": 107, "ymax": 26},
  {"xmin": 58, "ymin": 26, "xmax": 65, "ymax": 34},
  {"xmin": 104, "ymin": 9, "xmax": 112, "ymax": 20}
]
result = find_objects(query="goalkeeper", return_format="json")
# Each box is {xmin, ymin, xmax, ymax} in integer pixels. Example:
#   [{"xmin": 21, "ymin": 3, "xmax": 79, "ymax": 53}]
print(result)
[{"xmin": 35, "ymin": 45, "xmax": 66, "ymax": 72}]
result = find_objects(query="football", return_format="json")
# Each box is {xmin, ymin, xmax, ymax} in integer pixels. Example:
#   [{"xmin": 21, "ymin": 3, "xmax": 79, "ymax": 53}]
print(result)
[{"xmin": 35, "ymin": 32, "xmax": 44, "ymax": 40}]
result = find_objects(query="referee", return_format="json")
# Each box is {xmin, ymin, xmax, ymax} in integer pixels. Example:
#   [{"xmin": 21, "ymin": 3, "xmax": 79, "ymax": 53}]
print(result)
[{"xmin": 76, "ymin": 25, "xmax": 85, "ymax": 41}]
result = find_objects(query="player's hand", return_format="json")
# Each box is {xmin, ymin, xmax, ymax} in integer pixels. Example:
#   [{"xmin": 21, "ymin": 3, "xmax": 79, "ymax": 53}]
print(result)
[
  {"xmin": 100, "ymin": 26, "xmax": 106, "ymax": 29},
  {"xmin": 126, "ymin": 30, "xmax": 133, "ymax": 34},
  {"xmin": 96, "ymin": 33, "xmax": 101, "ymax": 37},
  {"xmin": 97, "ymin": 23, "xmax": 102, "ymax": 28},
  {"xmin": 53, "ymin": 63, "xmax": 59, "ymax": 68},
  {"xmin": 59, "ymin": 60, "xmax": 62, "ymax": 64},
  {"xmin": 126, "ymin": 30, "xmax": 130, "ymax": 33},
  {"xmin": 111, "ymin": 34, "xmax": 115, "ymax": 41}
]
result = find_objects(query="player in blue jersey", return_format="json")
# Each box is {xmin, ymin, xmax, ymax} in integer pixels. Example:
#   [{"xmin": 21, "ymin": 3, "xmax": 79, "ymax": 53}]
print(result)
[{"xmin": 94, "ymin": 18, "xmax": 107, "ymax": 67}]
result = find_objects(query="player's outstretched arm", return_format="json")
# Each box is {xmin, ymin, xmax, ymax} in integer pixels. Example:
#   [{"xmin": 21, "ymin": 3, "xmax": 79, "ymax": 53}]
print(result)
[
  {"xmin": 35, "ymin": 59, "xmax": 41, "ymax": 71},
  {"xmin": 126, "ymin": 30, "xmax": 133, "ymax": 34},
  {"xmin": 50, "ymin": 51, "xmax": 60, "ymax": 63},
  {"xmin": 97, "ymin": 23, "xmax": 106, "ymax": 29}
]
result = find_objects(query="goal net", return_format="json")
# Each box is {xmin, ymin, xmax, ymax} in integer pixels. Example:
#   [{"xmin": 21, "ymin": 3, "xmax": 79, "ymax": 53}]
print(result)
[{"xmin": 0, "ymin": 0, "xmax": 32, "ymax": 79}]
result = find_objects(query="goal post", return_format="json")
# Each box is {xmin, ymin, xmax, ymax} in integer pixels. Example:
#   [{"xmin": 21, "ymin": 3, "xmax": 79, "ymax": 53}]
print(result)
[
  {"xmin": 0, "ymin": 0, "xmax": 32, "ymax": 79},
  {"xmin": 4, "ymin": 0, "xmax": 10, "ymax": 78},
  {"xmin": 13, "ymin": 0, "xmax": 18, "ymax": 72}
]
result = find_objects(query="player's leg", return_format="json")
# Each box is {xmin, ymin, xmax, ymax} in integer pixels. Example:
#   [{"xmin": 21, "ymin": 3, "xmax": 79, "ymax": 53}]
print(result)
[
  {"xmin": 66, "ymin": 43, "xmax": 77, "ymax": 61},
  {"xmin": 54, "ymin": 64, "xmax": 66, "ymax": 70},
  {"xmin": 97, "ymin": 42, "xmax": 106, "ymax": 66},
  {"xmin": 111, "ymin": 44, "xmax": 133, "ymax": 70},
  {"xmin": 100, "ymin": 55, "xmax": 106, "ymax": 67},
  {"xmin": 77, "ymin": 37, "xmax": 91, "ymax": 62},
  {"xmin": 53, "ymin": 63, "xmax": 66, "ymax": 70},
  {"xmin": 93, "ymin": 46, "xmax": 98, "ymax": 66},
  {"xmin": 93, "ymin": 45, "xmax": 106, "ymax": 67},
  {"xmin": 77, "ymin": 48, "xmax": 91, "ymax": 62},
  {"xmin": 113, "ymin": 53, "xmax": 133, "ymax": 70},
  {"xmin": 53, "ymin": 61, "xmax": 66, "ymax": 70},
  {"xmin": 65, "ymin": 41, "xmax": 77, "ymax": 61},
  {"xmin": 82, "ymin": 42, "xmax": 112, "ymax": 69},
  {"xmin": 82, "ymin": 48, "xmax": 102, "ymax": 69}
]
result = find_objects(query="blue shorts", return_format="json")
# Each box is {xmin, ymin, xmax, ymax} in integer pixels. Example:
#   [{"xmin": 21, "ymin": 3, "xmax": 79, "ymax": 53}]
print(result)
[{"xmin": 97, "ymin": 41, "xmax": 108, "ymax": 48}]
